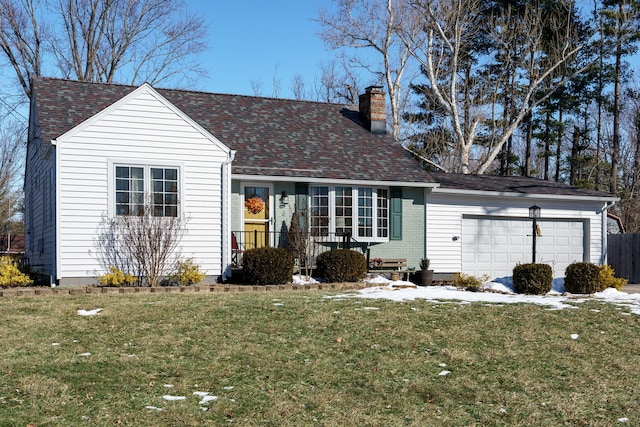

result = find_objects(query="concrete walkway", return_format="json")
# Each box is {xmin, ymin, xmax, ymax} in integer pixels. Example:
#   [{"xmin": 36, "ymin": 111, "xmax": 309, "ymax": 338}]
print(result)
[{"xmin": 623, "ymin": 283, "xmax": 640, "ymax": 294}]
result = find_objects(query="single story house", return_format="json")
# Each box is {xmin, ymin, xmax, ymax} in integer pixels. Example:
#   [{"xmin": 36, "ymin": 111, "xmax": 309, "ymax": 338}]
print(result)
[{"xmin": 25, "ymin": 77, "xmax": 618, "ymax": 286}]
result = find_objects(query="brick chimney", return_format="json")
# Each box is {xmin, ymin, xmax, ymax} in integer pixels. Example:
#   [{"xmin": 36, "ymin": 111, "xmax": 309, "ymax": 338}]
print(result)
[{"xmin": 358, "ymin": 86, "xmax": 386, "ymax": 134}]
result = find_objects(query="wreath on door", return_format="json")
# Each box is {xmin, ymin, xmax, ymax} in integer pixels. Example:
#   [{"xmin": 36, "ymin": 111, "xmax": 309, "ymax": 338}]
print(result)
[{"xmin": 245, "ymin": 196, "xmax": 265, "ymax": 214}]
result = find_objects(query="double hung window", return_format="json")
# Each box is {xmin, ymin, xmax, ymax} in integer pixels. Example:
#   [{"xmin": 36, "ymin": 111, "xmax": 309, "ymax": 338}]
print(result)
[
  {"xmin": 309, "ymin": 185, "xmax": 388, "ymax": 241},
  {"xmin": 115, "ymin": 165, "xmax": 179, "ymax": 217}
]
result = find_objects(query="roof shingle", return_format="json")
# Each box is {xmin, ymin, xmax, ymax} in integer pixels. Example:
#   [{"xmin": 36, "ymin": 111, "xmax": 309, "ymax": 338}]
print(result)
[{"xmin": 31, "ymin": 77, "xmax": 435, "ymax": 184}]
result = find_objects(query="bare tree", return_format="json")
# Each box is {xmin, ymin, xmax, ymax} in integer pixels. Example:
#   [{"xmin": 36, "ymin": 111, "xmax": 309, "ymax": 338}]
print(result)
[
  {"xmin": 318, "ymin": 0, "xmax": 422, "ymax": 140},
  {"xmin": 291, "ymin": 73, "xmax": 306, "ymax": 101},
  {"xmin": 0, "ymin": 0, "xmax": 43, "ymax": 98},
  {"xmin": 0, "ymin": 0, "xmax": 207, "ymax": 99},
  {"xmin": 0, "ymin": 121, "xmax": 24, "ymax": 247},
  {"xmin": 400, "ymin": 0, "xmax": 590, "ymax": 174},
  {"xmin": 96, "ymin": 201, "xmax": 186, "ymax": 287},
  {"xmin": 314, "ymin": 58, "xmax": 362, "ymax": 104}
]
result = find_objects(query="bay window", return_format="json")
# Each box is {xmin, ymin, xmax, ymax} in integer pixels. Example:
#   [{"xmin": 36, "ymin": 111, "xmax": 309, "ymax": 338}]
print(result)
[{"xmin": 309, "ymin": 185, "xmax": 389, "ymax": 241}]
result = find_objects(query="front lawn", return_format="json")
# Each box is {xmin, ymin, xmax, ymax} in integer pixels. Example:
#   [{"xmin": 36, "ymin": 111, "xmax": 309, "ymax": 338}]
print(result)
[{"xmin": 1, "ymin": 291, "xmax": 639, "ymax": 426}]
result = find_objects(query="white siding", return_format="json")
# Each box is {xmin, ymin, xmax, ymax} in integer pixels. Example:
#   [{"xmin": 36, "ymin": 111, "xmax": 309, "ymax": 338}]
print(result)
[
  {"xmin": 24, "ymin": 97, "xmax": 56, "ymax": 281},
  {"xmin": 56, "ymin": 86, "xmax": 229, "ymax": 282},
  {"xmin": 426, "ymin": 192, "xmax": 605, "ymax": 277}
]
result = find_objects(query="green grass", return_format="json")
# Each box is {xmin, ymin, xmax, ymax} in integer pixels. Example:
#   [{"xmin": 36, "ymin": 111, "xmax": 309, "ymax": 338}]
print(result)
[{"xmin": 1, "ymin": 291, "xmax": 639, "ymax": 426}]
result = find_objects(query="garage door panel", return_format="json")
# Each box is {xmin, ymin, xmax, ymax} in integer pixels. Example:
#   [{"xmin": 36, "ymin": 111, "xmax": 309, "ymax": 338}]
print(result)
[{"xmin": 462, "ymin": 217, "xmax": 584, "ymax": 279}]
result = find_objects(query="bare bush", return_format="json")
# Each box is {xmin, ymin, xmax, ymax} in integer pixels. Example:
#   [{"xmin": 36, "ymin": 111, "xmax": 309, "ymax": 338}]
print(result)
[{"xmin": 96, "ymin": 202, "xmax": 186, "ymax": 287}]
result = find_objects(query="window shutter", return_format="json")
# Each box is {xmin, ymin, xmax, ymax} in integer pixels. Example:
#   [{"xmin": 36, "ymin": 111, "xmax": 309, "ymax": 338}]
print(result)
[
  {"xmin": 390, "ymin": 187, "xmax": 402, "ymax": 240},
  {"xmin": 295, "ymin": 183, "xmax": 308, "ymax": 229}
]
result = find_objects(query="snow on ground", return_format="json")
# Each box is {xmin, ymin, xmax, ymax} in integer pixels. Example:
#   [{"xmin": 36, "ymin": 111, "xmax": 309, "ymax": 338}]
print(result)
[
  {"xmin": 77, "ymin": 308, "xmax": 103, "ymax": 316},
  {"xmin": 323, "ymin": 275, "xmax": 640, "ymax": 314}
]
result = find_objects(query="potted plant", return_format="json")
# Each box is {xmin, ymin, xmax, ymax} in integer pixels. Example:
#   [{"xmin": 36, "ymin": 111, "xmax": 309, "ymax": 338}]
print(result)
[{"xmin": 419, "ymin": 258, "xmax": 433, "ymax": 286}]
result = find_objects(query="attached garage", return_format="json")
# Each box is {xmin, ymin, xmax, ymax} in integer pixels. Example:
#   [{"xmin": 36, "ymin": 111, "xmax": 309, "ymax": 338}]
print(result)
[
  {"xmin": 426, "ymin": 173, "xmax": 617, "ymax": 281},
  {"xmin": 461, "ymin": 216, "xmax": 586, "ymax": 279}
]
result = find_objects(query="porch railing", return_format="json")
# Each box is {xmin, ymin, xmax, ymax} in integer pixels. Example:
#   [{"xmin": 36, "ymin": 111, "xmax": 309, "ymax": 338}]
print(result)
[{"xmin": 231, "ymin": 230, "xmax": 365, "ymax": 268}]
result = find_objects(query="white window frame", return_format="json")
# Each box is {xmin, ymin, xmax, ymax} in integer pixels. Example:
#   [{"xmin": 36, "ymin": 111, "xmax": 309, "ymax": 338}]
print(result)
[
  {"xmin": 108, "ymin": 160, "xmax": 184, "ymax": 218},
  {"xmin": 309, "ymin": 185, "xmax": 389, "ymax": 243}
]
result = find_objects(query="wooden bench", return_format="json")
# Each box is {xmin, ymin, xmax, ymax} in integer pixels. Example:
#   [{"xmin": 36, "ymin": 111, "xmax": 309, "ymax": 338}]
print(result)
[{"xmin": 368, "ymin": 258, "xmax": 410, "ymax": 280}]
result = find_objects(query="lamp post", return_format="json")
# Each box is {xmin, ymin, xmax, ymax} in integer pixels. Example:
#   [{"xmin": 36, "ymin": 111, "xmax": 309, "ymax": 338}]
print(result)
[{"xmin": 529, "ymin": 205, "xmax": 541, "ymax": 263}]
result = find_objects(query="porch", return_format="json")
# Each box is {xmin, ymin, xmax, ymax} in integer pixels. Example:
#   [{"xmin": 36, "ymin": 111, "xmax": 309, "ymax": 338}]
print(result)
[{"xmin": 231, "ymin": 230, "xmax": 368, "ymax": 269}]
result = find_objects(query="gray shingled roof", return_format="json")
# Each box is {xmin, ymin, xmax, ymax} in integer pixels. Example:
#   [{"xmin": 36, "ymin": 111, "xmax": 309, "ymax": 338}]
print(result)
[
  {"xmin": 31, "ymin": 77, "xmax": 435, "ymax": 184},
  {"xmin": 30, "ymin": 77, "xmax": 617, "ymax": 199},
  {"xmin": 430, "ymin": 172, "xmax": 615, "ymax": 199}
]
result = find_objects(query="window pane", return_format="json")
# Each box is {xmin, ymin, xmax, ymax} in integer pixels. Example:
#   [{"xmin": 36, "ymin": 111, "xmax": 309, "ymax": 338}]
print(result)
[
  {"xmin": 116, "ymin": 178, "xmax": 129, "ymax": 191},
  {"xmin": 165, "ymin": 206, "xmax": 178, "ymax": 217},
  {"xmin": 358, "ymin": 188, "xmax": 374, "ymax": 238},
  {"xmin": 116, "ymin": 166, "xmax": 129, "ymax": 178},
  {"xmin": 377, "ymin": 189, "xmax": 389, "ymax": 238},
  {"xmin": 115, "ymin": 166, "xmax": 144, "ymax": 216},
  {"xmin": 151, "ymin": 167, "xmax": 179, "ymax": 217},
  {"xmin": 152, "ymin": 168, "xmax": 164, "ymax": 180},
  {"xmin": 131, "ymin": 167, "xmax": 144, "ymax": 179},
  {"xmin": 116, "ymin": 192, "xmax": 129, "ymax": 204},
  {"xmin": 335, "ymin": 186, "xmax": 352, "ymax": 236},
  {"xmin": 310, "ymin": 186, "xmax": 329, "ymax": 236},
  {"xmin": 165, "ymin": 169, "xmax": 177, "ymax": 180}
]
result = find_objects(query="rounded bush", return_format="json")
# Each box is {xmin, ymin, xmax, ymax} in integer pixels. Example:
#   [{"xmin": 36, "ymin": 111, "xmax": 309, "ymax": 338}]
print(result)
[
  {"xmin": 0, "ymin": 256, "xmax": 33, "ymax": 288},
  {"xmin": 242, "ymin": 247, "xmax": 293, "ymax": 285},
  {"xmin": 564, "ymin": 262, "xmax": 602, "ymax": 294},
  {"xmin": 316, "ymin": 249, "xmax": 367, "ymax": 282},
  {"xmin": 513, "ymin": 263, "xmax": 552, "ymax": 295}
]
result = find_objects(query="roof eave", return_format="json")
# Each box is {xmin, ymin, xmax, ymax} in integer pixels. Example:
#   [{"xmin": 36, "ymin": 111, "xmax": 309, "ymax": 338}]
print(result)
[
  {"xmin": 232, "ymin": 173, "xmax": 439, "ymax": 188},
  {"xmin": 431, "ymin": 187, "xmax": 619, "ymax": 202}
]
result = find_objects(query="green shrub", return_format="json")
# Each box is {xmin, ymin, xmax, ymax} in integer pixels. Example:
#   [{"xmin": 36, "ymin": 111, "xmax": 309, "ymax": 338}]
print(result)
[
  {"xmin": 564, "ymin": 262, "xmax": 603, "ymax": 294},
  {"xmin": 0, "ymin": 256, "xmax": 33, "ymax": 287},
  {"xmin": 454, "ymin": 273, "xmax": 487, "ymax": 292},
  {"xmin": 599, "ymin": 264, "xmax": 627, "ymax": 291},
  {"xmin": 513, "ymin": 263, "xmax": 553, "ymax": 295},
  {"xmin": 169, "ymin": 258, "xmax": 205, "ymax": 286},
  {"xmin": 98, "ymin": 266, "xmax": 137, "ymax": 287},
  {"xmin": 242, "ymin": 247, "xmax": 293, "ymax": 285},
  {"xmin": 316, "ymin": 249, "xmax": 367, "ymax": 282}
]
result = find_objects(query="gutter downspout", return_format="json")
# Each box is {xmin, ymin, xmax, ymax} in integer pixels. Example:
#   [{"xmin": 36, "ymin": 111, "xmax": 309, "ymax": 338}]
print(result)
[
  {"xmin": 52, "ymin": 139, "xmax": 59, "ymax": 287},
  {"xmin": 221, "ymin": 150, "xmax": 236, "ymax": 281},
  {"xmin": 601, "ymin": 200, "xmax": 617, "ymax": 265}
]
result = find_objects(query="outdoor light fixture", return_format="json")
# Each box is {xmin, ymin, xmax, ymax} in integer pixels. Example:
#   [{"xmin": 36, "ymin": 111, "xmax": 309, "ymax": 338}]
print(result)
[
  {"xmin": 280, "ymin": 191, "xmax": 289, "ymax": 206},
  {"xmin": 529, "ymin": 205, "xmax": 541, "ymax": 220},
  {"xmin": 529, "ymin": 205, "xmax": 541, "ymax": 263}
]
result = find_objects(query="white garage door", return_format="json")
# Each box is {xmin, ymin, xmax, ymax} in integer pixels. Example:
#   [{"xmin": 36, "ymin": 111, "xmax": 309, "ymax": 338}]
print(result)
[{"xmin": 462, "ymin": 217, "xmax": 585, "ymax": 279}]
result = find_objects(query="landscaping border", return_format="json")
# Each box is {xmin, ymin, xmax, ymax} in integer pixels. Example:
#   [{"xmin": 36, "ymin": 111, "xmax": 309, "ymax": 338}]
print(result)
[{"xmin": 0, "ymin": 282, "xmax": 370, "ymax": 298}]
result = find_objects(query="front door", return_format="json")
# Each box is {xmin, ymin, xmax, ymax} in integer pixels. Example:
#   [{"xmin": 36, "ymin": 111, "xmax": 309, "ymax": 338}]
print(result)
[{"xmin": 242, "ymin": 184, "xmax": 272, "ymax": 249}]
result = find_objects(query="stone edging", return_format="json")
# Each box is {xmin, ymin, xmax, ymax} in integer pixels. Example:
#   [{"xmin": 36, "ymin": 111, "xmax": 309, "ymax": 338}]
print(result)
[{"xmin": 0, "ymin": 282, "xmax": 371, "ymax": 298}]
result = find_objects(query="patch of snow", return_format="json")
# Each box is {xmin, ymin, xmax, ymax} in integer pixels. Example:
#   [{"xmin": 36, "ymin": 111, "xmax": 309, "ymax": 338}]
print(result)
[
  {"xmin": 570, "ymin": 334, "xmax": 579, "ymax": 340},
  {"xmin": 77, "ymin": 308, "xmax": 103, "ymax": 316},
  {"xmin": 146, "ymin": 406, "xmax": 163, "ymax": 411},
  {"xmin": 79, "ymin": 352, "xmax": 91, "ymax": 357},
  {"xmin": 439, "ymin": 363, "xmax": 447, "ymax": 367},
  {"xmin": 163, "ymin": 384, "xmax": 173, "ymax": 388},
  {"xmin": 162, "ymin": 395, "xmax": 186, "ymax": 401},
  {"xmin": 223, "ymin": 386, "xmax": 235, "ymax": 390},
  {"xmin": 292, "ymin": 274, "xmax": 320, "ymax": 285},
  {"xmin": 439, "ymin": 370, "xmax": 451, "ymax": 376},
  {"xmin": 52, "ymin": 343, "xmax": 60, "ymax": 346},
  {"xmin": 273, "ymin": 303, "xmax": 284, "ymax": 306},
  {"xmin": 193, "ymin": 391, "xmax": 209, "ymax": 397},
  {"xmin": 199, "ymin": 395, "xmax": 218, "ymax": 405},
  {"xmin": 618, "ymin": 418, "xmax": 629, "ymax": 422}
]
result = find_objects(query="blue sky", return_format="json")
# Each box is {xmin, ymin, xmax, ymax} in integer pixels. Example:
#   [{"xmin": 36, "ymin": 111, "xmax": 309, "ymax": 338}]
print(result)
[{"xmin": 188, "ymin": 1, "xmax": 338, "ymax": 98}]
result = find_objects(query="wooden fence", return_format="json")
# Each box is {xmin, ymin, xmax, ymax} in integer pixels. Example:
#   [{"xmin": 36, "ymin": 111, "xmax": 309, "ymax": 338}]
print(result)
[{"xmin": 608, "ymin": 233, "xmax": 640, "ymax": 283}]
